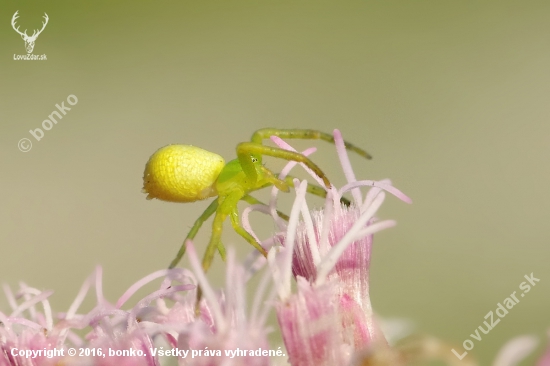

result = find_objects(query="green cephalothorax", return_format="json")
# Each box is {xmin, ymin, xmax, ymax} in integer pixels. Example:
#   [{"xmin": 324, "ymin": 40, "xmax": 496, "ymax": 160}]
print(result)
[{"xmin": 142, "ymin": 128, "xmax": 372, "ymax": 274}]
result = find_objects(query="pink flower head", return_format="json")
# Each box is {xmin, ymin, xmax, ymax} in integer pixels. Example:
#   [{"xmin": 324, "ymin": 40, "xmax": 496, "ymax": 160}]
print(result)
[
  {"xmin": 268, "ymin": 130, "xmax": 410, "ymax": 365},
  {"xmin": 275, "ymin": 277, "xmax": 347, "ymax": 366},
  {"xmin": 0, "ymin": 283, "xmax": 64, "ymax": 366},
  {"xmin": 183, "ymin": 241, "xmax": 272, "ymax": 366},
  {"xmin": 263, "ymin": 130, "xmax": 411, "ymax": 366},
  {"xmin": 1, "ymin": 266, "xmax": 199, "ymax": 365},
  {"xmin": 1, "ymin": 252, "xmax": 274, "ymax": 366}
]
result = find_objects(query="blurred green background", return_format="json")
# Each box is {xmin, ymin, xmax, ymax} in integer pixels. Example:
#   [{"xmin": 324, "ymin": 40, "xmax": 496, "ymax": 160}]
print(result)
[{"xmin": 1, "ymin": 0, "xmax": 549, "ymax": 364}]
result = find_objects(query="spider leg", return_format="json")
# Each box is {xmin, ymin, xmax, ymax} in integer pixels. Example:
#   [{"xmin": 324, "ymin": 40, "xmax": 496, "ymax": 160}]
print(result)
[
  {"xmin": 169, "ymin": 190, "xmax": 285, "ymax": 269},
  {"xmin": 216, "ymin": 240, "xmax": 226, "ymax": 261},
  {"xmin": 241, "ymin": 178, "xmax": 350, "ymax": 225},
  {"xmin": 193, "ymin": 193, "xmax": 263, "ymax": 314},
  {"xmin": 201, "ymin": 208, "xmax": 226, "ymax": 273},
  {"xmin": 241, "ymin": 194, "xmax": 290, "ymax": 221},
  {"xmin": 236, "ymin": 142, "xmax": 331, "ymax": 189},
  {"xmin": 251, "ymin": 128, "xmax": 372, "ymax": 160},
  {"xmin": 251, "ymin": 177, "xmax": 351, "ymax": 211},
  {"xmin": 258, "ymin": 165, "xmax": 289, "ymax": 192},
  {"xmin": 283, "ymin": 176, "xmax": 352, "ymax": 207},
  {"xmin": 192, "ymin": 237, "xmax": 228, "ymax": 314},
  {"xmin": 201, "ymin": 191, "xmax": 270, "ymax": 273},
  {"xmin": 195, "ymin": 240, "xmax": 225, "ymax": 318},
  {"xmin": 229, "ymin": 209, "xmax": 268, "ymax": 256},
  {"xmin": 168, "ymin": 199, "xmax": 219, "ymax": 269}
]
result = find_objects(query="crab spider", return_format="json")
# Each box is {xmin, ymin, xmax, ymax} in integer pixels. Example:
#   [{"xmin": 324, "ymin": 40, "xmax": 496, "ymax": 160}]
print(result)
[{"xmin": 142, "ymin": 128, "xmax": 371, "ymax": 273}]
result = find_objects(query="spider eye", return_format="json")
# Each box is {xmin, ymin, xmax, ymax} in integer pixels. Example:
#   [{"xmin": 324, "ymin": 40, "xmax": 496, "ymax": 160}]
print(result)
[{"xmin": 251, "ymin": 156, "xmax": 258, "ymax": 163}]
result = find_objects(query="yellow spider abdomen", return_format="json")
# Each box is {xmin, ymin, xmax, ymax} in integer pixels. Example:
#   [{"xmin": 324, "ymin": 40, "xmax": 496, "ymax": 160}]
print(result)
[{"xmin": 143, "ymin": 145, "xmax": 225, "ymax": 203}]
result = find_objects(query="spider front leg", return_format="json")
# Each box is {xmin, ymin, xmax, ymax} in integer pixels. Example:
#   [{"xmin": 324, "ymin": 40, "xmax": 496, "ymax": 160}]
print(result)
[
  {"xmin": 236, "ymin": 142, "xmax": 332, "ymax": 189},
  {"xmin": 251, "ymin": 128, "xmax": 372, "ymax": 160},
  {"xmin": 283, "ymin": 176, "xmax": 352, "ymax": 207}
]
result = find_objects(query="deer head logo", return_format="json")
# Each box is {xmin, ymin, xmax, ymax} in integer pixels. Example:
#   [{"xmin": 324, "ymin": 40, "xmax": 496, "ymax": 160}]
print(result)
[{"xmin": 11, "ymin": 11, "xmax": 49, "ymax": 54}]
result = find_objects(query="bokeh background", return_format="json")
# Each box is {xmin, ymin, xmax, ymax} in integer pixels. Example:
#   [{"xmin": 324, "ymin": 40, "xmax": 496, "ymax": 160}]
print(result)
[{"xmin": 1, "ymin": 1, "xmax": 549, "ymax": 364}]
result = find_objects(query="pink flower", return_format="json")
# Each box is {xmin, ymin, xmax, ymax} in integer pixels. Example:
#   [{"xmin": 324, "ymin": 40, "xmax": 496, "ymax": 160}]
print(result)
[
  {"xmin": 180, "ymin": 242, "xmax": 272, "ymax": 366},
  {"xmin": 262, "ymin": 130, "xmax": 411, "ymax": 365},
  {"xmin": 1, "ymin": 267, "xmax": 198, "ymax": 365},
  {"xmin": 275, "ymin": 277, "xmax": 346, "ymax": 366},
  {"xmin": 0, "ymin": 284, "xmax": 64, "ymax": 366}
]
